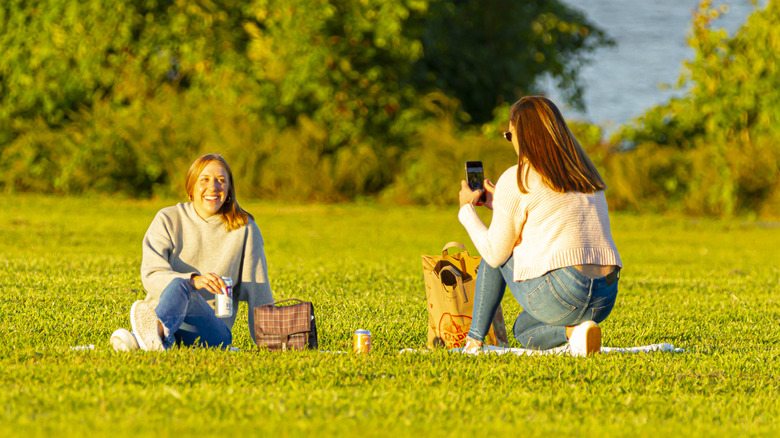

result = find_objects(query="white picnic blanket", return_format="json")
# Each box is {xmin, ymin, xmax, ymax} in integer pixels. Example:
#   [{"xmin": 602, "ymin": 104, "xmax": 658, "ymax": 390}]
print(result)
[{"xmin": 399, "ymin": 343, "xmax": 685, "ymax": 356}]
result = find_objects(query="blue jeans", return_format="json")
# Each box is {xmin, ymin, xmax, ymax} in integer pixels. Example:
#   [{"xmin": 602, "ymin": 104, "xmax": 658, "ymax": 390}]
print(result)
[
  {"xmin": 468, "ymin": 256, "xmax": 619, "ymax": 350},
  {"xmin": 155, "ymin": 278, "xmax": 233, "ymax": 349}
]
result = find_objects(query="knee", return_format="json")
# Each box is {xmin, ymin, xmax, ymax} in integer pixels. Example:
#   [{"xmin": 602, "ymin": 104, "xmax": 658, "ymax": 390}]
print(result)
[
  {"xmin": 161, "ymin": 277, "xmax": 192, "ymax": 299},
  {"xmin": 209, "ymin": 327, "xmax": 233, "ymax": 350},
  {"xmin": 222, "ymin": 331, "xmax": 233, "ymax": 349},
  {"xmin": 512, "ymin": 321, "xmax": 524, "ymax": 343}
]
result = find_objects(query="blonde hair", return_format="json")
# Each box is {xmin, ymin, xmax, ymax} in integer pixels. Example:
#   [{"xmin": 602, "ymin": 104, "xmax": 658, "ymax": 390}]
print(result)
[
  {"xmin": 509, "ymin": 96, "xmax": 606, "ymax": 194},
  {"xmin": 185, "ymin": 153, "xmax": 253, "ymax": 232}
]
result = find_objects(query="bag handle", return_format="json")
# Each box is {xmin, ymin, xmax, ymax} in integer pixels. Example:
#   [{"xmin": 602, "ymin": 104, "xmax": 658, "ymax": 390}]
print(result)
[
  {"xmin": 442, "ymin": 241, "xmax": 474, "ymax": 275},
  {"xmin": 266, "ymin": 298, "xmax": 304, "ymax": 307},
  {"xmin": 441, "ymin": 241, "xmax": 468, "ymax": 256},
  {"xmin": 438, "ymin": 265, "xmax": 468, "ymax": 303}
]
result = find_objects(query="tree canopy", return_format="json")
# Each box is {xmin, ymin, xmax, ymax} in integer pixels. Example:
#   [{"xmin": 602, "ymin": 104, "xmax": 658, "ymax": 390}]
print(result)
[{"xmin": 0, "ymin": 0, "xmax": 610, "ymax": 199}]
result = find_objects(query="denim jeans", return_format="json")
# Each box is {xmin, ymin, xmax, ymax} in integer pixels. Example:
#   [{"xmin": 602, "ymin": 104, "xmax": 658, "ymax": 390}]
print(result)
[
  {"xmin": 155, "ymin": 278, "xmax": 233, "ymax": 349},
  {"xmin": 467, "ymin": 256, "xmax": 619, "ymax": 350}
]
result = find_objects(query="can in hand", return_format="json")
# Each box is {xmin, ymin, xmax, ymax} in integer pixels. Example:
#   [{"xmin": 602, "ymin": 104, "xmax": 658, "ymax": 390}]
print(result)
[
  {"xmin": 353, "ymin": 329, "xmax": 371, "ymax": 354},
  {"xmin": 215, "ymin": 277, "xmax": 233, "ymax": 318}
]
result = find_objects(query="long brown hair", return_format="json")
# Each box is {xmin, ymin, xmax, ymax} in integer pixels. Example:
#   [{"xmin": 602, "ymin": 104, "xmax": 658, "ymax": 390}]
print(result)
[
  {"xmin": 185, "ymin": 153, "xmax": 253, "ymax": 232},
  {"xmin": 509, "ymin": 96, "xmax": 606, "ymax": 194}
]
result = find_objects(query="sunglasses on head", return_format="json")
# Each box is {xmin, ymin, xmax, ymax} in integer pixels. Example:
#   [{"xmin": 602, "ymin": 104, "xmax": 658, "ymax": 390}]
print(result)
[{"xmin": 503, "ymin": 131, "xmax": 512, "ymax": 142}]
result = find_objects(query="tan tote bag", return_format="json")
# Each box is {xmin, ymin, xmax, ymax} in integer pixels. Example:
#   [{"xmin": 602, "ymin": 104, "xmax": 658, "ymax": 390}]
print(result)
[{"xmin": 422, "ymin": 242, "xmax": 508, "ymax": 349}]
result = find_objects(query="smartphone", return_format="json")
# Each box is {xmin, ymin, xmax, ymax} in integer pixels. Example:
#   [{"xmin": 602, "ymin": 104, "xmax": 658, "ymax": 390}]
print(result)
[{"xmin": 465, "ymin": 161, "xmax": 486, "ymax": 203}]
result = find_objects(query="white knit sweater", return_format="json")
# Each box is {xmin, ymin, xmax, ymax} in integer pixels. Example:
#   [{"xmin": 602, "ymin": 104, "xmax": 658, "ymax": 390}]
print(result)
[{"xmin": 459, "ymin": 165, "xmax": 622, "ymax": 281}]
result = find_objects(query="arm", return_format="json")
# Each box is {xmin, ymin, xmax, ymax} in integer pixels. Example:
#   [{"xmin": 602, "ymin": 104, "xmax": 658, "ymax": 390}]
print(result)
[
  {"xmin": 140, "ymin": 211, "xmax": 195, "ymax": 302},
  {"xmin": 238, "ymin": 221, "xmax": 274, "ymax": 344},
  {"xmin": 458, "ymin": 203, "xmax": 522, "ymax": 268},
  {"xmin": 458, "ymin": 172, "xmax": 524, "ymax": 267},
  {"xmin": 237, "ymin": 221, "xmax": 274, "ymax": 306}
]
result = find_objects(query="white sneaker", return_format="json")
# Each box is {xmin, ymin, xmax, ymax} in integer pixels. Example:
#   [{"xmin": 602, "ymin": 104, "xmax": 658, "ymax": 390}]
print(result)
[
  {"xmin": 130, "ymin": 301, "xmax": 165, "ymax": 351},
  {"xmin": 110, "ymin": 328, "xmax": 139, "ymax": 352},
  {"xmin": 569, "ymin": 321, "xmax": 601, "ymax": 357}
]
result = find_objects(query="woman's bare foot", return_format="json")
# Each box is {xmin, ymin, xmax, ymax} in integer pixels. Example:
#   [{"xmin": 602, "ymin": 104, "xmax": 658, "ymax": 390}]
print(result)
[{"xmin": 462, "ymin": 336, "xmax": 484, "ymax": 354}]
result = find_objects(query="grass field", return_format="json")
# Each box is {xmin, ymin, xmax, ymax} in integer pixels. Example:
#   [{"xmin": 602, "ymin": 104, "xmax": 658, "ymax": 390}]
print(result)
[{"xmin": 1, "ymin": 195, "xmax": 778, "ymax": 437}]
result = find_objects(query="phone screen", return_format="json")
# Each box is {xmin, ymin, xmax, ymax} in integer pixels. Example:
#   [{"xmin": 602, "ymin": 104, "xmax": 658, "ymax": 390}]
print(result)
[{"xmin": 465, "ymin": 161, "xmax": 484, "ymax": 191}]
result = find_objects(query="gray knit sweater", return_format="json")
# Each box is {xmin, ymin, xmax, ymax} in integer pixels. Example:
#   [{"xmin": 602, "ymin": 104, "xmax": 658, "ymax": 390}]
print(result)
[{"xmin": 140, "ymin": 202, "xmax": 274, "ymax": 330}]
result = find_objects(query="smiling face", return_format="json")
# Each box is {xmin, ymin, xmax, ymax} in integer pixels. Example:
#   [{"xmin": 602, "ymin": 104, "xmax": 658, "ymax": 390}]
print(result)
[{"xmin": 190, "ymin": 160, "xmax": 230, "ymax": 219}]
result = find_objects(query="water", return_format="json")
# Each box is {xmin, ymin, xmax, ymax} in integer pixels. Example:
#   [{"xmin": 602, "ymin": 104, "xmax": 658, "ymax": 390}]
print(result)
[{"xmin": 541, "ymin": 0, "xmax": 765, "ymax": 132}]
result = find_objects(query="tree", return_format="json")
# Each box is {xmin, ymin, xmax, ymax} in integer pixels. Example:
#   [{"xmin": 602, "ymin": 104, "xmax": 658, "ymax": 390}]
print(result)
[
  {"xmin": 0, "ymin": 0, "xmax": 615, "ymax": 200},
  {"xmin": 608, "ymin": 0, "xmax": 779, "ymax": 217},
  {"xmin": 410, "ymin": 0, "xmax": 613, "ymax": 124}
]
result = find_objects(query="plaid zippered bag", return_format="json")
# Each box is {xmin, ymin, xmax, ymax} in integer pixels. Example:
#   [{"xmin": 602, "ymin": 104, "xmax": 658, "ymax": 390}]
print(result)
[{"xmin": 253, "ymin": 299, "xmax": 318, "ymax": 351}]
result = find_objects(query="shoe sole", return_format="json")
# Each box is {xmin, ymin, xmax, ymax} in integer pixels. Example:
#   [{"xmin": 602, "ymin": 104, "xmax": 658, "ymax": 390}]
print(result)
[
  {"xmin": 583, "ymin": 323, "xmax": 602, "ymax": 356},
  {"xmin": 130, "ymin": 301, "xmax": 164, "ymax": 352}
]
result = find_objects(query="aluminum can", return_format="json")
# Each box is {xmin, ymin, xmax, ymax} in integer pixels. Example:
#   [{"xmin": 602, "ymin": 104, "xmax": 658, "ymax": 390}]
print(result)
[
  {"xmin": 353, "ymin": 329, "xmax": 371, "ymax": 354},
  {"xmin": 215, "ymin": 277, "xmax": 233, "ymax": 318}
]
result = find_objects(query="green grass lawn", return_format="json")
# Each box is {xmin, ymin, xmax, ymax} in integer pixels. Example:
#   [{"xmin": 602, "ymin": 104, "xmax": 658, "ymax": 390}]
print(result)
[{"xmin": 1, "ymin": 195, "xmax": 778, "ymax": 437}]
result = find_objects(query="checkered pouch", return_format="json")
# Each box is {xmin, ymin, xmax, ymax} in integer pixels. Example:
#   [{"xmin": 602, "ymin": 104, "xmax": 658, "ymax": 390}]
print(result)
[{"xmin": 253, "ymin": 299, "xmax": 318, "ymax": 351}]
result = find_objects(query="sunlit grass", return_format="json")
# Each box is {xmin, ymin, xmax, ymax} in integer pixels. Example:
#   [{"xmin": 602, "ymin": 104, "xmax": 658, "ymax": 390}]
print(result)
[{"xmin": 1, "ymin": 195, "xmax": 778, "ymax": 437}]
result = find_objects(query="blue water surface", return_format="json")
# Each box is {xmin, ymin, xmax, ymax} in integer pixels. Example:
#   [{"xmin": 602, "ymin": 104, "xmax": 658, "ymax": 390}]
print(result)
[{"xmin": 542, "ymin": 0, "xmax": 764, "ymax": 132}]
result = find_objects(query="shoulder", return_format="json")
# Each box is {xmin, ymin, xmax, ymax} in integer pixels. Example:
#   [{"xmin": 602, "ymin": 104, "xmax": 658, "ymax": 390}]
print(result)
[
  {"xmin": 495, "ymin": 164, "xmax": 543, "ymax": 191},
  {"xmin": 150, "ymin": 203, "xmax": 193, "ymax": 227},
  {"xmin": 493, "ymin": 164, "xmax": 552, "ymax": 212},
  {"xmin": 154, "ymin": 203, "xmax": 190, "ymax": 220},
  {"xmin": 246, "ymin": 217, "xmax": 263, "ymax": 238},
  {"xmin": 147, "ymin": 204, "xmax": 179, "ymax": 227},
  {"xmin": 492, "ymin": 165, "xmax": 523, "ymax": 215},
  {"xmin": 241, "ymin": 217, "xmax": 266, "ymax": 250},
  {"xmin": 147, "ymin": 203, "xmax": 200, "ymax": 234},
  {"xmin": 528, "ymin": 167, "xmax": 552, "ymax": 194},
  {"xmin": 233, "ymin": 215, "xmax": 263, "ymax": 239},
  {"xmin": 243, "ymin": 216, "xmax": 260, "ymax": 232},
  {"xmin": 495, "ymin": 165, "xmax": 518, "ymax": 193}
]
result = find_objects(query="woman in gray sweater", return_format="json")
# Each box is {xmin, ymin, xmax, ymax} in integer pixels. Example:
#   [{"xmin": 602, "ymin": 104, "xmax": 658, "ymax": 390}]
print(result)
[{"xmin": 111, "ymin": 153, "xmax": 274, "ymax": 351}]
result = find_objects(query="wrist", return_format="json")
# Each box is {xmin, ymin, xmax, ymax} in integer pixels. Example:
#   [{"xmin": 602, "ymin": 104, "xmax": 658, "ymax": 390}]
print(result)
[{"xmin": 458, "ymin": 203, "xmax": 475, "ymax": 218}]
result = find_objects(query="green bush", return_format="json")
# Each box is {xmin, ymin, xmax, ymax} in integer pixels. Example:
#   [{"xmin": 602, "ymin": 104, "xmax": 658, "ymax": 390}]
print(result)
[
  {"xmin": 606, "ymin": 0, "xmax": 780, "ymax": 217},
  {"xmin": 0, "ymin": 0, "xmax": 610, "ymax": 202},
  {"xmin": 385, "ymin": 97, "xmax": 516, "ymax": 205}
]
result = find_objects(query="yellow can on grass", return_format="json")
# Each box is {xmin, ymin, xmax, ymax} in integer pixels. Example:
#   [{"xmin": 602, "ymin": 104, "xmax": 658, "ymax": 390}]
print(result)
[{"xmin": 353, "ymin": 329, "xmax": 371, "ymax": 354}]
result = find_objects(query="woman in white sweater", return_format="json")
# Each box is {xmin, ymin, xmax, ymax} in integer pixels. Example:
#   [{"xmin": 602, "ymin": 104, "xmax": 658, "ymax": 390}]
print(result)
[
  {"xmin": 458, "ymin": 96, "xmax": 622, "ymax": 356},
  {"xmin": 111, "ymin": 153, "xmax": 274, "ymax": 351}
]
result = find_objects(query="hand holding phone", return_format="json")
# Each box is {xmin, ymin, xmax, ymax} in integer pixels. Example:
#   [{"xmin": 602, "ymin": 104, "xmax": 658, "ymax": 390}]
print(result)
[{"xmin": 465, "ymin": 161, "xmax": 487, "ymax": 204}]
